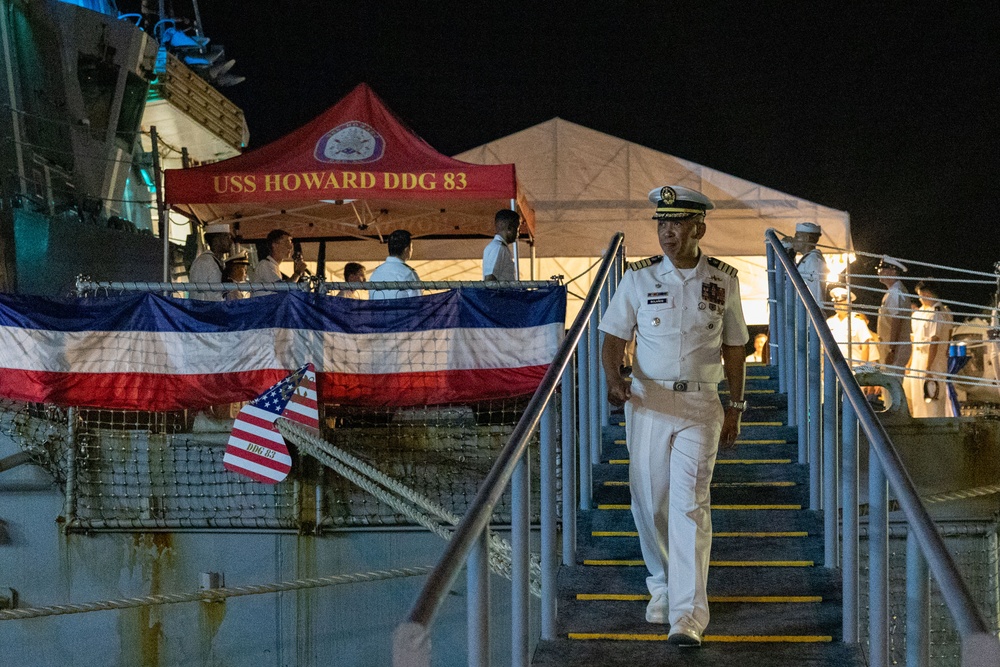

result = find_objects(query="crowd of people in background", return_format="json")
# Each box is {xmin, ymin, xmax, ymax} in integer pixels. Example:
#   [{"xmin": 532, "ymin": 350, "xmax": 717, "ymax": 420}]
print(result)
[
  {"xmin": 781, "ymin": 223, "xmax": 958, "ymax": 418},
  {"xmin": 186, "ymin": 209, "xmax": 523, "ymax": 303},
  {"xmin": 188, "ymin": 212, "xmax": 963, "ymax": 418}
]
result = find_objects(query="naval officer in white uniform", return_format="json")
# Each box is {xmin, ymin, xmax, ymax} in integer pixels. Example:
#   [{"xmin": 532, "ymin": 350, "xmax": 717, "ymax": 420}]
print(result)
[
  {"xmin": 600, "ymin": 185, "xmax": 749, "ymax": 647},
  {"xmin": 790, "ymin": 221, "xmax": 826, "ymax": 305}
]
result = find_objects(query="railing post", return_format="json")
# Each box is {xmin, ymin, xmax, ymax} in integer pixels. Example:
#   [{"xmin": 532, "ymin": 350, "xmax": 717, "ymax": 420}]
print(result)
[
  {"xmin": 561, "ymin": 362, "xmax": 577, "ymax": 565},
  {"xmin": 467, "ymin": 529, "xmax": 490, "ymax": 667},
  {"xmin": 599, "ymin": 282, "xmax": 610, "ymax": 430},
  {"xmin": 577, "ymin": 326, "xmax": 592, "ymax": 510},
  {"xmin": 767, "ymin": 242, "xmax": 780, "ymax": 374},
  {"xmin": 906, "ymin": 529, "xmax": 929, "ymax": 667},
  {"xmin": 540, "ymin": 403, "xmax": 558, "ymax": 640},
  {"xmin": 823, "ymin": 353, "xmax": 839, "ymax": 567},
  {"xmin": 795, "ymin": 298, "xmax": 808, "ymax": 463},
  {"xmin": 774, "ymin": 255, "xmax": 787, "ymax": 391},
  {"xmin": 785, "ymin": 275, "xmax": 797, "ymax": 427},
  {"xmin": 808, "ymin": 324, "xmax": 822, "ymax": 509},
  {"xmin": 510, "ymin": 456, "xmax": 530, "ymax": 667},
  {"xmin": 869, "ymin": 450, "xmax": 889, "ymax": 667},
  {"xmin": 588, "ymin": 311, "xmax": 601, "ymax": 466},
  {"xmin": 842, "ymin": 399, "xmax": 859, "ymax": 643},
  {"xmin": 63, "ymin": 406, "xmax": 78, "ymax": 527}
]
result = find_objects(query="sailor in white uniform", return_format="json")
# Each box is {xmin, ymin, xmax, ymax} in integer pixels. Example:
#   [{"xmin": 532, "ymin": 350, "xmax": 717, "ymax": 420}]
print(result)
[
  {"xmin": 791, "ymin": 221, "xmax": 826, "ymax": 304},
  {"xmin": 188, "ymin": 222, "xmax": 233, "ymax": 301},
  {"xmin": 369, "ymin": 229, "xmax": 422, "ymax": 300},
  {"xmin": 600, "ymin": 185, "xmax": 749, "ymax": 647}
]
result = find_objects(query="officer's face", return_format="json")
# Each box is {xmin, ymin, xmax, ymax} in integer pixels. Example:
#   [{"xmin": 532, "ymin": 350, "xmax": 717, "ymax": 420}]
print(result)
[
  {"xmin": 657, "ymin": 215, "xmax": 704, "ymax": 260},
  {"xmin": 792, "ymin": 232, "xmax": 819, "ymax": 254}
]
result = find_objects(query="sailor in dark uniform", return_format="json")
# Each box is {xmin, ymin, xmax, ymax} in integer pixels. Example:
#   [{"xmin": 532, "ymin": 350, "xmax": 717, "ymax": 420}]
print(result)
[{"xmin": 599, "ymin": 185, "xmax": 749, "ymax": 646}]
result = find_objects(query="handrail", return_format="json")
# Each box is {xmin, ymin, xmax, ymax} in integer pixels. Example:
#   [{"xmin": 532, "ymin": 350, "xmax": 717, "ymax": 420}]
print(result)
[
  {"xmin": 765, "ymin": 229, "xmax": 992, "ymax": 639},
  {"xmin": 404, "ymin": 232, "xmax": 624, "ymax": 628},
  {"xmin": 74, "ymin": 278, "xmax": 561, "ymax": 294}
]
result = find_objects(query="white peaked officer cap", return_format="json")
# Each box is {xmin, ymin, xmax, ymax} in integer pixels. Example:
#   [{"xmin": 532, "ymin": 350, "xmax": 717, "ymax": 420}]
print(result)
[
  {"xmin": 879, "ymin": 256, "xmax": 908, "ymax": 272},
  {"xmin": 204, "ymin": 222, "xmax": 232, "ymax": 235},
  {"xmin": 795, "ymin": 222, "xmax": 822, "ymax": 235},
  {"xmin": 829, "ymin": 286, "xmax": 857, "ymax": 302},
  {"xmin": 648, "ymin": 185, "xmax": 714, "ymax": 219}
]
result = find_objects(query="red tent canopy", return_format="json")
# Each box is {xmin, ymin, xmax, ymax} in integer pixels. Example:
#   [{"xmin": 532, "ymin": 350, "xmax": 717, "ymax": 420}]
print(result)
[{"xmin": 165, "ymin": 84, "xmax": 534, "ymax": 256}]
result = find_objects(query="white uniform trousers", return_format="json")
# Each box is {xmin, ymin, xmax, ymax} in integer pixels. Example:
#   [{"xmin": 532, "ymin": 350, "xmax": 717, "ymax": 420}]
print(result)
[{"xmin": 624, "ymin": 378, "xmax": 723, "ymax": 632}]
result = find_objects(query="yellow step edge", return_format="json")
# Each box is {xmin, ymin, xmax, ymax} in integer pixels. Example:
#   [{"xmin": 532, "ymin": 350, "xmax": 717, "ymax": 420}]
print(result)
[
  {"xmin": 716, "ymin": 531, "xmax": 809, "ymax": 537},
  {"xmin": 612, "ymin": 422, "xmax": 787, "ymax": 426},
  {"xmin": 591, "ymin": 531, "xmax": 809, "ymax": 538},
  {"xmin": 568, "ymin": 632, "xmax": 832, "ymax": 642},
  {"xmin": 713, "ymin": 481, "xmax": 797, "ymax": 487},
  {"xmin": 712, "ymin": 504, "xmax": 802, "ymax": 510},
  {"xmin": 583, "ymin": 559, "xmax": 814, "ymax": 567},
  {"xmin": 597, "ymin": 503, "xmax": 802, "ymax": 511},
  {"xmin": 576, "ymin": 593, "xmax": 823, "ymax": 603},
  {"xmin": 613, "ymin": 439, "xmax": 787, "ymax": 445},
  {"xmin": 602, "ymin": 480, "xmax": 798, "ymax": 489},
  {"xmin": 613, "ymin": 419, "xmax": 784, "ymax": 427},
  {"xmin": 721, "ymin": 389, "xmax": 776, "ymax": 394},
  {"xmin": 609, "ymin": 458, "xmax": 793, "ymax": 465}
]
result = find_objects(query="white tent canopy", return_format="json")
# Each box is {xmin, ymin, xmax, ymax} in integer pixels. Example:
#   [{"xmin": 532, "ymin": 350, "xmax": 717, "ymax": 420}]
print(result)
[
  {"xmin": 308, "ymin": 118, "xmax": 849, "ymax": 326},
  {"xmin": 454, "ymin": 117, "xmax": 850, "ymax": 258},
  {"xmin": 449, "ymin": 118, "xmax": 851, "ymax": 324}
]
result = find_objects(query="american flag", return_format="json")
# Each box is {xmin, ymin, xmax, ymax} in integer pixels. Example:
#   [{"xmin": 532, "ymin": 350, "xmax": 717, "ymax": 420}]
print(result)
[
  {"xmin": 223, "ymin": 364, "xmax": 316, "ymax": 484},
  {"xmin": 283, "ymin": 365, "xmax": 319, "ymax": 430}
]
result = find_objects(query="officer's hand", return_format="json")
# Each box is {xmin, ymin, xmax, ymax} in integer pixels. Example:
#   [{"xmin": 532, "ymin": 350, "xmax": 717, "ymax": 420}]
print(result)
[
  {"xmin": 607, "ymin": 377, "xmax": 632, "ymax": 407},
  {"xmin": 293, "ymin": 257, "xmax": 308, "ymax": 275},
  {"xmin": 719, "ymin": 408, "xmax": 741, "ymax": 450}
]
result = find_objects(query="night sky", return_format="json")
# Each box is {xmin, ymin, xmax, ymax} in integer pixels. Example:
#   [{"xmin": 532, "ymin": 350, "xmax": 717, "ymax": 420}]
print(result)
[{"xmin": 152, "ymin": 1, "xmax": 1000, "ymax": 304}]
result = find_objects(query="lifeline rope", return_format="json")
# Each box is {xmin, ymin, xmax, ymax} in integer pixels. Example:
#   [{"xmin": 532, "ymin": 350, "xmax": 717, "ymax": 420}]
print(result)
[
  {"xmin": 0, "ymin": 566, "xmax": 431, "ymax": 621},
  {"xmin": 278, "ymin": 420, "xmax": 542, "ymax": 597},
  {"xmin": 859, "ymin": 482, "xmax": 1000, "ymax": 517}
]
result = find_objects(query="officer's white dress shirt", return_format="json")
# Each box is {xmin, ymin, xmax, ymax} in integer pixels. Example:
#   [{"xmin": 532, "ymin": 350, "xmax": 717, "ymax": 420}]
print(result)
[
  {"xmin": 369, "ymin": 256, "xmax": 422, "ymax": 300},
  {"xmin": 482, "ymin": 235, "xmax": 516, "ymax": 281}
]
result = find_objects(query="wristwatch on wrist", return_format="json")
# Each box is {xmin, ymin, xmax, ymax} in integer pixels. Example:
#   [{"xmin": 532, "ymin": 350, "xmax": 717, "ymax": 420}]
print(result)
[{"xmin": 727, "ymin": 399, "xmax": 748, "ymax": 412}]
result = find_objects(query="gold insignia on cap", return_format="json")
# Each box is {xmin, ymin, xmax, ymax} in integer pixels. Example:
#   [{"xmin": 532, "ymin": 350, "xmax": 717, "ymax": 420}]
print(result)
[{"xmin": 659, "ymin": 186, "xmax": 676, "ymax": 205}]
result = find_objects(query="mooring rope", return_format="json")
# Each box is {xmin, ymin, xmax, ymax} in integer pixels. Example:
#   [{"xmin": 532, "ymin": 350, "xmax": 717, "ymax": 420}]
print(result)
[
  {"xmin": 278, "ymin": 420, "xmax": 542, "ymax": 597},
  {"xmin": 0, "ymin": 566, "xmax": 431, "ymax": 621},
  {"xmin": 858, "ymin": 482, "xmax": 1000, "ymax": 517}
]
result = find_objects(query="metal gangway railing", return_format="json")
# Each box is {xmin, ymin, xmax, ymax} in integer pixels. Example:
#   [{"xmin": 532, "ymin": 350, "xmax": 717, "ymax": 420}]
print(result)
[
  {"xmin": 766, "ymin": 229, "xmax": 1000, "ymax": 667},
  {"xmin": 391, "ymin": 233, "xmax": 624, "ymax": 667}
]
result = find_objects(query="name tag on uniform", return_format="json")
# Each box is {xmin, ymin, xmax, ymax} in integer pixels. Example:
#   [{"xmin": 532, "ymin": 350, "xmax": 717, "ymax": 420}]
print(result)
[{"xmin": 647, "ymin": 291, "xmax": 671, "ymax": 305}]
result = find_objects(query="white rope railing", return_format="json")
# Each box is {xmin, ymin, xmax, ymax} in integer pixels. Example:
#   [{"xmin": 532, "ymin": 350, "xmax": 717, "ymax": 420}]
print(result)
[
  {"xmin": 0, "ymin": 566, "xmax": 431, "ymax": 621},
  {"xmin": 278, "ymin": 420, "xmax": 542, "ymax": 597}
]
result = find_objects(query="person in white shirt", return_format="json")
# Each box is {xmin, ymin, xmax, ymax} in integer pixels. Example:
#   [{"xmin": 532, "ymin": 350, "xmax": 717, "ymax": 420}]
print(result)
[
  {"xmin": 790, "ymin": 222, "xmax": 826, "ymax": 304},
  {"xmin": 482, "ymin": 209, "xmax": 520, "ymax": 281},
  {"xmin": 334, "ymin": 262, "xmax": 366, "ymax": 299},
  {"xmin": 876, "ymin": 256, "xmax": 912, "ymax": 371},
  {"xmin": 369, "ymin": 230, "xmax": 422, "ymax": 300},
  {"xmin": 222, "ymin": 252, "xmax": 251, "ymax": 301},
  {"xmin": 250, "ymin": 229, "xmax": 308, "ymax": 294},
  {"xmin": 600, "ymin": 185, "xmax": 748, "ymax": 647},
  {"xmin": 825, "ymin": 287, "xmax": 875, "ymax": 366},
  {"xmin": 188, "ymin": 222, "xmax": 233, "ymax": 301},
  {"xmin": 905, "ymin": 280, "xmax": 954, "ymax": 418}
]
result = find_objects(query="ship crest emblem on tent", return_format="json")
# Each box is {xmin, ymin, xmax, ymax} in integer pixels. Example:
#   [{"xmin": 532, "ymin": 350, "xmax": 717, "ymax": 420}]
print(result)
[{"xmin": 314, "ymin": 121, "xmax": 385, "ymax": 163}]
